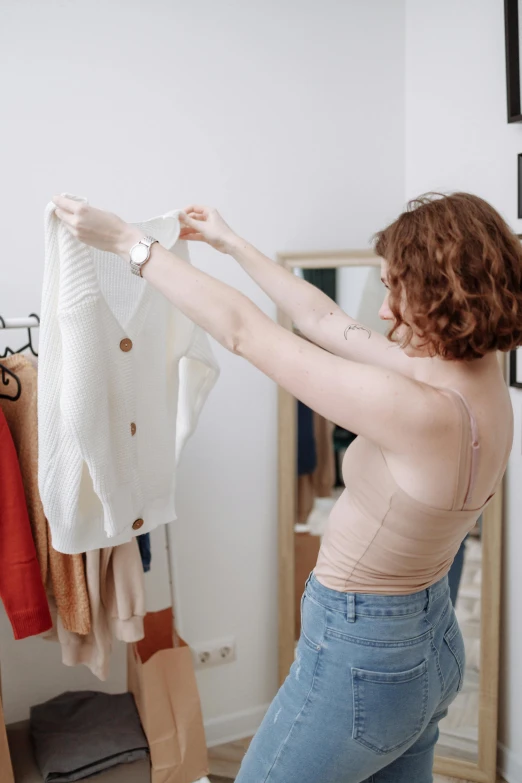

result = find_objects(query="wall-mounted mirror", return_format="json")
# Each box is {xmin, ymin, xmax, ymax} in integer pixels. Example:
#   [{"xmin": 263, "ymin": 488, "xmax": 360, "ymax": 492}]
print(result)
[{"xmin": 277, "ymin": 249, "xmax": 504, "ymax": 783}]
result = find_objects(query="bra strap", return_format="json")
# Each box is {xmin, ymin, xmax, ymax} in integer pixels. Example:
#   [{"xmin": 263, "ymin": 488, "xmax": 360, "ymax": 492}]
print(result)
[{"xmin": 444, "ymin": 388, "xmax": 480, "ymax": 510}]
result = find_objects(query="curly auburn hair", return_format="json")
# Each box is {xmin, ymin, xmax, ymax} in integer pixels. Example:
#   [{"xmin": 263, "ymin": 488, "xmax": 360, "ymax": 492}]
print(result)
[{"xmin": 374, "ymin": 192, "xmax": 522, "ymax": 360}]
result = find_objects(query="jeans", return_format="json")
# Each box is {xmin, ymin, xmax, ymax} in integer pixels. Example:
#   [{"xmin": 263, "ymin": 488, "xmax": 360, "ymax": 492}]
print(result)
[
  {"xmin": 236, "ymin": 573, "xmax": 465, "ymax": 783},
  {"xmin": 448, "ymin": 515, "xmax": 482, "ymax": 606},
  {"xmin": 448, "ymin": 536, "xmax": 466, "ymax": 606}
]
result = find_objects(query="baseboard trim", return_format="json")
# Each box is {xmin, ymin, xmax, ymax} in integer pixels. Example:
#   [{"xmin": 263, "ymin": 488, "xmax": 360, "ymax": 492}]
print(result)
[
  {"xmin": 498, "ymin": 742, "xmax": 522, "ymax": 783},
  {"xmin": 204, "ymin": 704, "xmax": 269, "ymax": 748}
]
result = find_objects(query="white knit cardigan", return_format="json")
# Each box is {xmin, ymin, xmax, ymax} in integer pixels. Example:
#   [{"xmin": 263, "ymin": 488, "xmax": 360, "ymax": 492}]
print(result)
[{"xmin": 39, "ymin": 200, "xmax": 219, "ymax": 554}]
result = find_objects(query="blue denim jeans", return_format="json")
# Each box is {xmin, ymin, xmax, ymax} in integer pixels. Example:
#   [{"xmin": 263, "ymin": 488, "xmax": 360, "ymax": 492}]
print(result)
[{"xmin": 236, "ymin": 573, "xmax": 464, "ymax": 783}]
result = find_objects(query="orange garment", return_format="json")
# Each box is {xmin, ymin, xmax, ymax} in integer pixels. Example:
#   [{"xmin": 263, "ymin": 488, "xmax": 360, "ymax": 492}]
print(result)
[
  {"xmin": 315, "ymin": 389, "xmax": 511, "ymax": 593},
  {"xmin": 0, "ymin": 355, "xmax": 90, "ymax": 634}
]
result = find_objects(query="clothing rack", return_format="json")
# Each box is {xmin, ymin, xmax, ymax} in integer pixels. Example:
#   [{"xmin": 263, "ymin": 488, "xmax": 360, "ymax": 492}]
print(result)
[
  {"xmin": 0, "ymin": 313, "xmax": 212, "ymax": 783},
  {"xmin": 0, "ymin": 316, "xmax": 40, "ymax": 330},
  {"xmin": 0, "ymin": 314, "xmax": 40, "ymax": 401}
]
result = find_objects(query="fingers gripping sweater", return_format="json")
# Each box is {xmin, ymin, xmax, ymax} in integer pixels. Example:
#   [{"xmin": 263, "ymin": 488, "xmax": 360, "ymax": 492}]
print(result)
[{"xmin": 39, "ymin": 202, "xmax": 219, "ymax": 554}]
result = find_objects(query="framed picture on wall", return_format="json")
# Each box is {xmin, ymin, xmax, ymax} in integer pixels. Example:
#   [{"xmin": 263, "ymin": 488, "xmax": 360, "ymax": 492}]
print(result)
[
  {"xmin": 510, "ymin": 347, "xmax": 522, "ymax": 387},
  {"xmin": 505, "ymin": 0, "xmax": 522, "ymax": 122},
  {"xmin": 518, "ymin": 155, "xmax": 522, "ymax": 217}
]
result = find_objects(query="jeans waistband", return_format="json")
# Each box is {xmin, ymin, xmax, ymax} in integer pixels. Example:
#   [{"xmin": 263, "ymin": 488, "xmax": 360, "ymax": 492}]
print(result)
[{"xmin": 305, "ymin": 572, "xmax": 450, "ymax": 619}]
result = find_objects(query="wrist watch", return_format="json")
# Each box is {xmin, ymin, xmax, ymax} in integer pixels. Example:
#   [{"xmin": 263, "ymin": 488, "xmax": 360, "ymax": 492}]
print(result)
[{"xmin": 129, "ymin": 235, "xmax": 158, "ymax": 277}]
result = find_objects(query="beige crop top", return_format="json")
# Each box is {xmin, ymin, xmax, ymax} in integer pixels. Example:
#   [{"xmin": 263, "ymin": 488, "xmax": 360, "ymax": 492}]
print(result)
[{"xmin": 314, "ymin": 388, "xmax": 511, "ymax": 594}]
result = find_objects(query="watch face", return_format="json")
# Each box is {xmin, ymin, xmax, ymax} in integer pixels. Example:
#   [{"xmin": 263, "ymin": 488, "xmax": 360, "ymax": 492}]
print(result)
[{"xmin": 131, "ymin": 243, "xmax": 149, "ymax": 265}]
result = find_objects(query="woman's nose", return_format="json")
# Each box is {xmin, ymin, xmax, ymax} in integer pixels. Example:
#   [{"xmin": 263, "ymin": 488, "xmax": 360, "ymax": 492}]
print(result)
[{"xmin": 379, "ymin": 299, "xmax": 393, "ymax": 321}]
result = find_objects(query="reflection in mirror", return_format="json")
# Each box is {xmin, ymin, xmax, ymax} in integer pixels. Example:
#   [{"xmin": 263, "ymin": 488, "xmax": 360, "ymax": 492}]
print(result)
[
  {"xmin": 437, "ymin": 520, "xmax": 482, "ymax": 763},
  {"xmin": 292, "ymin": 266, "xmax": 387, "ymax": 641},
  {"xmin": 291, "ymin": 265, "xmax": 482, "ymax": 767}
]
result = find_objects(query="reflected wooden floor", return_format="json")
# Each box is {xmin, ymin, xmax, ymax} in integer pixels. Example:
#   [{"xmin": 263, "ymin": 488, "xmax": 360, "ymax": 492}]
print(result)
[{"xmin": 208, "ymin": 737, "xmax": 497, "ymax": 781}]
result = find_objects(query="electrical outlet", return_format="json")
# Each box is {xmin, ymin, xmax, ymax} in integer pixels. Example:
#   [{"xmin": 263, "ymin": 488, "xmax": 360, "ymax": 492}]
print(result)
[{"xmin": 192, "ymin": 637, "xmax": 237, "ymax": 670}]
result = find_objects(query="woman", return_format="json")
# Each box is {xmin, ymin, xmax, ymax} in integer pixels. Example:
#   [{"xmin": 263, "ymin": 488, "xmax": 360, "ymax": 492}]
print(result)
[{"xmin": 53, "ymin": 192, "xmax": 516, "ymax": 782}]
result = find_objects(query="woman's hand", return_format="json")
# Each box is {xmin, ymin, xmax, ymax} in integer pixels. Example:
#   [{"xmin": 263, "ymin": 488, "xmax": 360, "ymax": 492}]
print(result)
[
  {"xmin": 52, "ymin": 195, "xmax": 136, "ymax": 255},
  {"xmin": 179, "ymin": 205, "xmax": 240, "ymax": 254}
]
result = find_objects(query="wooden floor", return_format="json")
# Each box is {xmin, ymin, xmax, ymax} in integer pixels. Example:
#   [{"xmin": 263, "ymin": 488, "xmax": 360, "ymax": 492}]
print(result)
[{"xmin": 208, "ymin": 738, "xmax": 496, "ymax": 781}]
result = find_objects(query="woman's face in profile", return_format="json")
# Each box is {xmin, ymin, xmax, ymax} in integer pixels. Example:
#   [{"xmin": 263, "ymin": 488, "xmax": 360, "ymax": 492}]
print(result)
[{"xmin": 379, "ymin": 261, "xmax": 431, "ymax": 359}]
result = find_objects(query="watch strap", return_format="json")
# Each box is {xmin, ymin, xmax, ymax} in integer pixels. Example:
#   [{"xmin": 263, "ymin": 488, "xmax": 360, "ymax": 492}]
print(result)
[{"xmin": 130, "ymin": 236, "xmax": 158, "ymax": 277}]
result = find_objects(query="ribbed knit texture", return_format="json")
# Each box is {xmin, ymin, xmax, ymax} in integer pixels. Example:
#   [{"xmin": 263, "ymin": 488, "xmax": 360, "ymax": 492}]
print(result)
[
  {"xmin": 0, "ymin": 355, "xmax": 90, "ymax": 634},
  {"xmin": 0, "ymin": 409, "xmax": 52, "ymax": 639},
  {"xmin": 39, "ymin": 200, "xmax": 219, "ymax": 554}
]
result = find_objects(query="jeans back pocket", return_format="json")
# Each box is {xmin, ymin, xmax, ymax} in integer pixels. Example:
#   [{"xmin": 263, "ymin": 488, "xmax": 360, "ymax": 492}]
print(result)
[
  {"xmin": 352, "ymin": 659, "xmax": 429, "ymax": 754},
  {"xmin": 300, "ymin": 593, "xmax": 326, "ymax": 652},
  {"xmin": 442, "ymin": 618, "xmax": 466, "ymax": 695}
]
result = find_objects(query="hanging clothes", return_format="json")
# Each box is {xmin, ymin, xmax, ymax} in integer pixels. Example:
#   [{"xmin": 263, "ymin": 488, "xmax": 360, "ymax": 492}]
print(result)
[
  {"xmin": 137, "ymin": 533, "xmax": 151, "ymax": 573},
  {"xmin": 0, "ymin": 354, "xmax": 90, "ymax": 635},
  {"xmin": 39, "ymin": 200, "xmax": 219, "ymax": 554},
  {"xmin": 303, "ymin": 267, "xmax": 337, "ymax": 301},
  {"xmin": 297, "ymin": 401, "xmax": 317, "ymax": 476},
  {"xmin": 301, "ymin": 266, "xmax": 347, "ymax": 490},
  {"xmin": 0, "ymin": 407, "xmax": 52, "ymax": 639},
  {"xmin": 297, "ymin": 401, "xmax": 317, "ymax": 524},
  {"xmin": 297, "ymin": 411, "xmax": 336, "ymax": 524},
  {"xmin": 45, "ymin": 538, "xmax": 146, "ymax": 681},
  {"xmin": 312, "ymin": 412, "xmax": 336, "ymax": 497}
]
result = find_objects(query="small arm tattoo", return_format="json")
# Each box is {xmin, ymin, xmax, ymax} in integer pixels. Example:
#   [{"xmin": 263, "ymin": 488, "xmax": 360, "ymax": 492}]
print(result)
[{"xmin": 344, "ymin": 324, "xmax": 371, "ymax": 340}]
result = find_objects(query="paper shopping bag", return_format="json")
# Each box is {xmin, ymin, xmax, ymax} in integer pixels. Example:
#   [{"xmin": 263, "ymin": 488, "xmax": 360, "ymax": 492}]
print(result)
[{"xmin": 127, "ymin": 608, "xmax": 209, "ymax": 783}]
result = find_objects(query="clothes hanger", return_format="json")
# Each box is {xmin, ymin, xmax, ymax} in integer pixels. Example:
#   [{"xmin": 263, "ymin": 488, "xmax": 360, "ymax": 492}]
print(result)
[
  {"xmin": 0, "ymin": 362, "xmax": 22, "ymax": 402},
  {"xmin": 0, "ymin": 316, "xmax": 14, "ymax": 360},
  {"xmin": 0, "ymin": 314, "xmax": 36, "ymax": 401},
  {"xmin": 0, "ymin": 315, "xmax": 20, "ymax": 400},
  {"xmin": 1, "ymin": 313, "xmax": 40, "ymax": 358}
]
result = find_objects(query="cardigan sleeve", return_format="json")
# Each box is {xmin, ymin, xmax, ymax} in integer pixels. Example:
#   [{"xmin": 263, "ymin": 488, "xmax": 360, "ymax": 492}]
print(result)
[
  {"xmin": 38, "ymin": 204, "xmax": 97, "ymax": 554},
  {"xmin": 175, "ymin": 326, "xmax": 220, "ymax": 465},
  {"xmin": 0, "ymin": 411, "xmax": 52, "ymax": 639},
  {"xmin": 172, "ymin": 238, "xmax": 220, "ymax": 464}
]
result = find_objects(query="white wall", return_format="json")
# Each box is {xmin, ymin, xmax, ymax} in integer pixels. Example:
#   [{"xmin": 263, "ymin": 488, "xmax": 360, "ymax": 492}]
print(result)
[
  {"xmin": 337, "ymin": 267, "xmax": 372, "ymax": 322},
  {"xmin": 0, "ymin": 0, "xmax": 406, "ymax": 740},
  {"xmin": 405, "ymin": 1, "xmax": 522, "ymax": 779}
]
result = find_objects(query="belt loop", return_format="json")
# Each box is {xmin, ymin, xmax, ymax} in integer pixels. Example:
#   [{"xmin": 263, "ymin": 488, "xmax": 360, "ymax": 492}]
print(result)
[
  {"xmin": 425, "ymin": 586, "xmax": 431, "ymax": 613},
  {"xmin": 346, "ymin": 594, "xmax": 356, "ymax": 623}
]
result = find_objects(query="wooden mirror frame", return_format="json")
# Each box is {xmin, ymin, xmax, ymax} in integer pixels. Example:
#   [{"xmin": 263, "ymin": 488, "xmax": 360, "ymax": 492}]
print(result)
[{"xmin": 276, "ymin": 249, "xmax": 504, "ymax": 783}]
